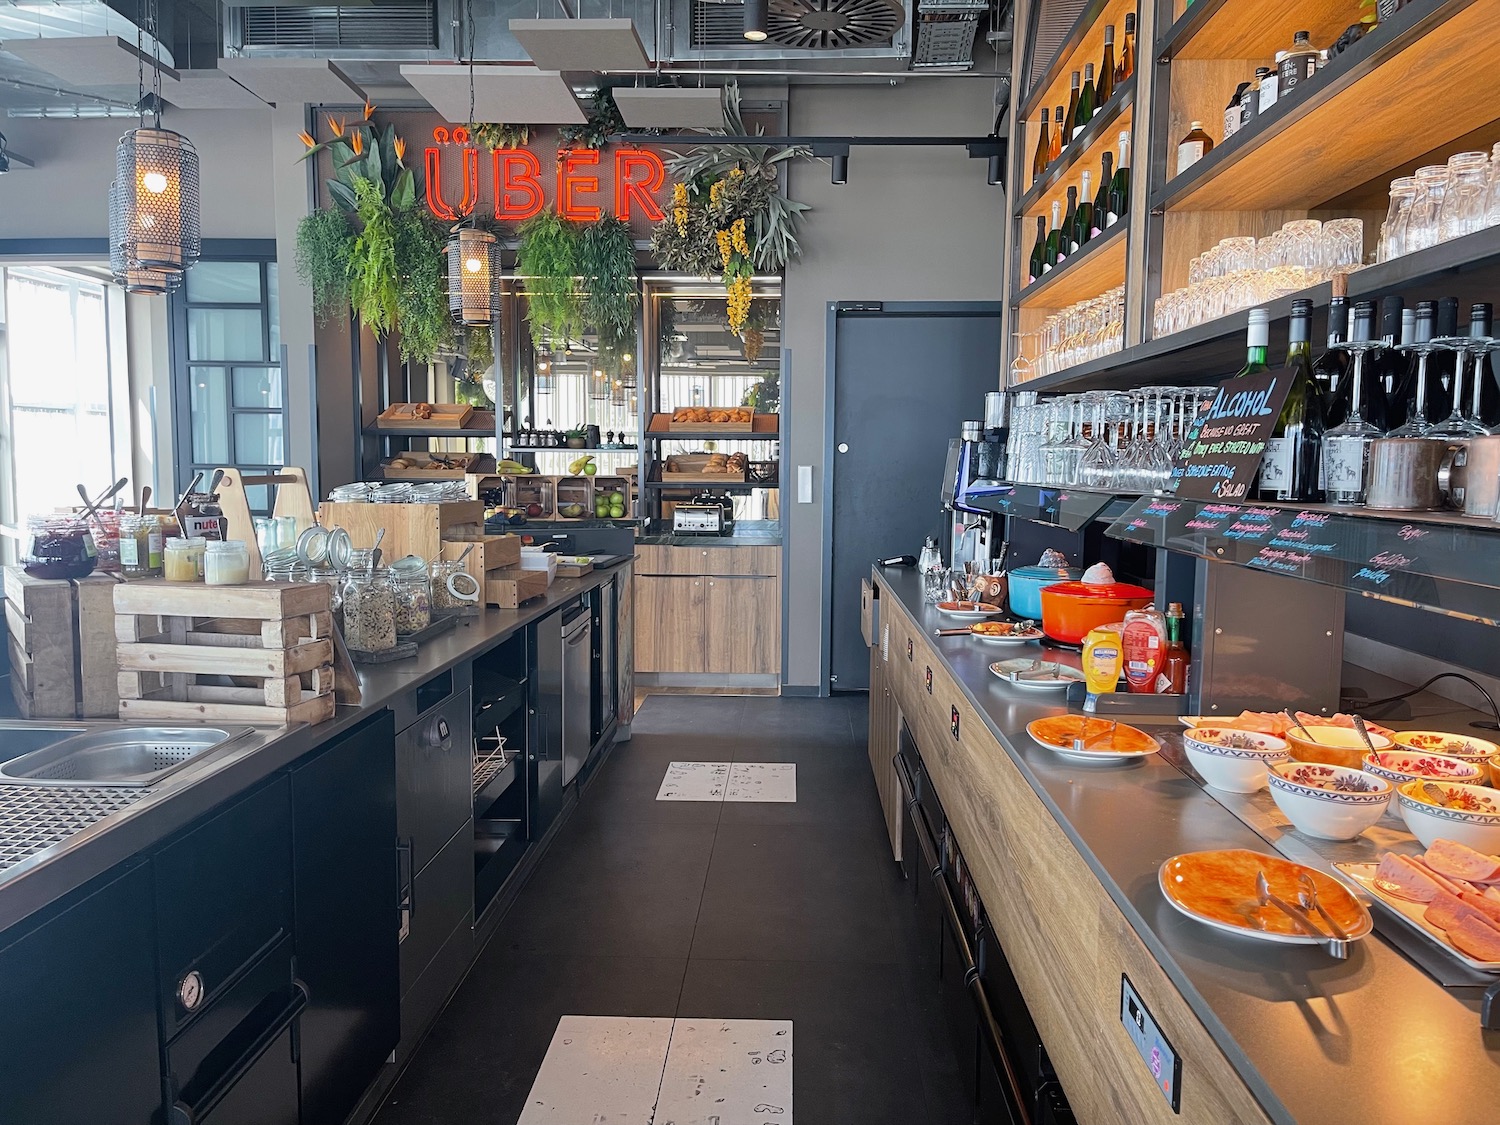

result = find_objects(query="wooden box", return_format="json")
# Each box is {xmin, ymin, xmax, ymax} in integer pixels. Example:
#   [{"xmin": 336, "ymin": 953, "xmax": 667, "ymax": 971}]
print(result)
[
  {"xmin": 511, "ymin": 477, "xmax": 556, "ymax": 519},
  {"xmin": 660, "ymin": 454, "xmax": 746, "ymax": 484},
  {"xmin": 440, "ymin": 534, "xmax": 522, "ymax": 583},
  {"xmin": 319, "ymin": 500, "xmax": 485, "ymax": 562},
  {"xmin": 4, "ymin": 569, "xmax": 118, "ymax": 719},
  {"xmin": 377, "ymin": 403, "xmax": 473, "ymax": 429},
  {"xmin": 592, "ymin": 476, "xmax": 633, "ymax": 518},
  {"xmin": 554, "ymin": 476, "xmax": 593, "ymax": 519},
  {"xmin": 660, "ymin": 408, "xmax": 754, "ymax": 432},
  {"xmin": 113, "ymin": 581, "xmax": 338, "ymax": 726},
  {"xmin": 382, "ymin": 451, "xmax": 495, "ymax": 481},
  {"xmin": 485, "ymin": 567, "xmax": 549, "ymax": 610}
]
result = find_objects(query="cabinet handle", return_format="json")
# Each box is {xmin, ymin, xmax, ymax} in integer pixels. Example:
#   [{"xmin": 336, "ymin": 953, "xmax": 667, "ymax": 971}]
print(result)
[{"xmin": 168, "ymin": 983, "xmax": 309, "ymax": 1125}]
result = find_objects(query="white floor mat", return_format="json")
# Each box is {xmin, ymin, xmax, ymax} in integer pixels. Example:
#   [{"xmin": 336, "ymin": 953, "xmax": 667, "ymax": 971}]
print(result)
[
  {"xmin": 657, "ymin": 762, "xmax": 796, "ymax": 804},
  {"xmin": 517, "ymin": 1016, "xmax": 793, "ymax": 1125}
]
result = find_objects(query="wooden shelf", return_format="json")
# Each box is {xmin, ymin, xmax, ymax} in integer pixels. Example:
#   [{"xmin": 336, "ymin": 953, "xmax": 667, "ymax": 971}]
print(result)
[
  {"xmin": 1019, "ymin": 0, "xmax": 1140, "ymax": 120},
  {"xmin": 1014, "ymin": 222, "xmax": 1127, "ymax": 309},
  {"xmin": 1158, "ymin": 0, "xmax": 1363, "ymax": 63},
  {"xmin": 1016, "ymin": 81, "xmax": 1133, "ymax": 217},
  {"xmin": 644, "ymin": 480, "xmax": 777, "ymax": 491},
  {"xmin": 1153, "ymin": 0, "xmax": 1491, "ymax": 213},
  {"xmin": 645, "ymin": 413, "xmax": 780, "ymax": 438},
  {"xmin": 1015, "ymin": 223, "xmax": 1500, "ymax": 393}
]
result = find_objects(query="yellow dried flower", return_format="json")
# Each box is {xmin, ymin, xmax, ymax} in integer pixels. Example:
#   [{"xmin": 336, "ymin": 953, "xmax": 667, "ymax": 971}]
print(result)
[
  {"xmin": 731, "ymin": 218, "xmax": 749, "ymax": 256},
  {"xmin": 716, "ymin": 229, "xmax": 732, "ymax": 268},
  {"xmin": 710, "ymin": 178, "xmax": 725, "ymax": 207}
]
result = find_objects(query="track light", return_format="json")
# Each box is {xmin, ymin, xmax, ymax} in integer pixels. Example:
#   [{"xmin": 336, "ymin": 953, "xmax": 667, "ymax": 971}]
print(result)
[
  {"xmin": 743, "ymin": 0, "xmax": 768, "ymax": 41},
  {"xmin": 831, "ymin": 152, "xmax": 848, "ymax": 184},
  {"xmin": 987, "ymin": 153, "xmax": 1003, "ymax": 186}
]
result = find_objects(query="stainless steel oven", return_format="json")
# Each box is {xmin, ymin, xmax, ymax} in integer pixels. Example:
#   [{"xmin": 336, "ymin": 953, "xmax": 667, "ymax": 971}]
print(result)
[{"xmin": 561, "ymin": 601, "xmax": 593, "ymax": 786}]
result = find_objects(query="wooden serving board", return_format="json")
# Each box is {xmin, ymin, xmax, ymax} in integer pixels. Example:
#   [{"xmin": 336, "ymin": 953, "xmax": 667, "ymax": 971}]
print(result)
[
  {"xmin": 486, "ymin": 567, "xmax": 549, "ymax": 609},
  {"xmin": 377, "ymin": 402, "xmax": 473, "ymax": 429},
  {"xmin": 555, "ymin": 558, "xmax": 594, "ymax": 579}
]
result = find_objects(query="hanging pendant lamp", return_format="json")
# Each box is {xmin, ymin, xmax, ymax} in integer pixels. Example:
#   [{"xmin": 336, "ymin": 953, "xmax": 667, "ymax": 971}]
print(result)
[
  {"xmin": 448, "ymin": 226, "xmax": 502, "ymax": 325},
  {"xmin": 109, "ymin": 180, "xmax": 182, "ymax": 294}
]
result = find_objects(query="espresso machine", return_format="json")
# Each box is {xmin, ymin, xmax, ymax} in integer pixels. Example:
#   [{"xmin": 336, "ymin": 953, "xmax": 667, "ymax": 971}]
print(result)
[{"xmin": 940, "ymin": 396, "xmax": 1008, "ymax": 569}]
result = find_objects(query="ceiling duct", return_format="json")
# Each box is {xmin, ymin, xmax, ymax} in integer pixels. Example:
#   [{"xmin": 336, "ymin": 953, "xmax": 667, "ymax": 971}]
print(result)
[
  {"xmin": 230, "ymin": 4, "xmax": 438, "ymax": 52},
  {"xmin": 764, "ymin": 0, "xmax": 905, "ymax": 50},
  {"xmin": 911, "ymin": 0, "xmax": 987, "ymax": 69},
  {"xmin": 672, "ymin": 0, "xmax": 911, "ymax": 66}
]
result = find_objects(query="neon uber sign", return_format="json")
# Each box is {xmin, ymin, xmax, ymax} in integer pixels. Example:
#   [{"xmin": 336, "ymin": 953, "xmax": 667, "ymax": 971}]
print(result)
[{"xmin": 423, "ymin": 125, "xmax": 668, "ymax": 224}]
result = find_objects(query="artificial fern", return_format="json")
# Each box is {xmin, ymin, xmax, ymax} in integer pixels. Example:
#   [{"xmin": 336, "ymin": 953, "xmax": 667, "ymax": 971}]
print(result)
[
  {"xmin": 349, "ymin": 177, "xmax": 400, "ymax": 335},
  {"xmin": 578, "ymin": 215, "xmax": 638, "ymax": 350},
  {"xmin": 518, "ymin": 208, "xmax": 581, "ymax": 343},
  {"xmin": 295, "ymin": 208, "xmax": 355, "ymax": 326}
]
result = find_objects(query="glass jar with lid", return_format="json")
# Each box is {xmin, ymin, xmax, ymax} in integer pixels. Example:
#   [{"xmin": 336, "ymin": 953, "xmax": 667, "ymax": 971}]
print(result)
[
  {"xmin": 431, "ymin": 559, "xmax": 481, "ymax": 609},
  {"xmin": 342, "ymin": 568, "xmax": 397, "ymax": 651},
  {"xmin": 93, "ymin": 510, "xmax": 122, "ymax": 574},
  {"xmin": 1439, "ymin": 151, "xmax": 1490, "ymax": 242},
  {"xmin": 204, "ymin": 540, "xmax": 251, "ymax": 586},
  {"xmin": 119, "ymin": 514, "xmax": 164, "ymax": 578},
  {"xmin": 23, "ymin": 515, "xmax": 97, "ymax": 580},
  {"xmin": 1378, "ymin": 176, "xmax": 1418, "ymax": 262},
  {"xmin": 389, "ymin": 557, "xmax": 432, "ymax": 634},
  {"xmin": 1405, "ymin": 165, "xmax": 1449, "ymax": 253},
  {"xmin": 164, "ymin": 537, "xmax": 208, "ymax": 582}
]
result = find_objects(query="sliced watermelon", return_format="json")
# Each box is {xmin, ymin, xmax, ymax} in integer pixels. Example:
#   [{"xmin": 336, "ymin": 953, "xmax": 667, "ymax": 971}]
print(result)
[
  {"xmin": 1424, "ymin": 839, "xmax": 1500, "ymax": 884},
  {"xmin": 1447, "ymin": 914, "xmax": 1500, "ymax": 963}
]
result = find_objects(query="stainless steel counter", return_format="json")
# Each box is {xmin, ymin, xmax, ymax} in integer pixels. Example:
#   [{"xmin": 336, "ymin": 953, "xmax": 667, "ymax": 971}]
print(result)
[
  {"xmin": 0, "ymin": 563, "xmax": 629, "ymax": 934},
  {"xmin": 874, "ymin": 565, "xmax": 1500, "ymax": 1125}
]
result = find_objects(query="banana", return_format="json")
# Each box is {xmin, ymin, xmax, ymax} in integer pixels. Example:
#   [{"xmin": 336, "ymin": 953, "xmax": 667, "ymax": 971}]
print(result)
[
  {"xmin": 567, "ymin": 454, "xmax": 596, "ymax": 476},
  {"xmin": 496, "ymin": 460, "xmax": 533, "ymax": 475}
]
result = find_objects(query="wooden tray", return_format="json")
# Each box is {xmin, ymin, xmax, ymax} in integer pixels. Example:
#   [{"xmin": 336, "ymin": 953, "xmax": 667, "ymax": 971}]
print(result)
[
  {"xmin": 377, "ymin": 403, "xmax": 473, "ymax": 429},
  {"xmin": 660, "ymin": 454, "xmax": 746, "ymax": 484},
  {"xmin": 656, "ymin": 409, "xmax": 754, "ymax": 432},
  {"xmin": 396, "ymin": 613, "xmax": 458, "ymax": 646},
  {"xmin": 485, "ymin": 567, "xmax": 549, "ymax": 610},
  {"xmin": 382, "ymin": 452, "xmax": 495, "ymax": 481},
  {"xmin": 555, "ymin": 557, "xmax": 594, "ymax": 579}
]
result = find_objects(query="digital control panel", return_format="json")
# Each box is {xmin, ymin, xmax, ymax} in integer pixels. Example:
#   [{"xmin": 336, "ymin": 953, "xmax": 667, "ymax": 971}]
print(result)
[{"xmin": 1121, "ymin": 973, "xmax": 1181, "ymax": 1113}]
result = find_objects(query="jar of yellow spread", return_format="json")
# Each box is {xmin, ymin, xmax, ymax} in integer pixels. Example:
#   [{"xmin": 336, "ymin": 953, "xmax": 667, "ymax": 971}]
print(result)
[
  {"xmin": 163, "ymin": 537, "xmax": 207, "ymax": 582},
  {"xmin": 1082, "ymin": 624, "xmax": 1125, "ymax": 694}
]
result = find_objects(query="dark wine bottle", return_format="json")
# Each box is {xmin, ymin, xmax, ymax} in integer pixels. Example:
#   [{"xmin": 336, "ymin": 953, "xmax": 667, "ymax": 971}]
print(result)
[
  {"xmin": 1469, "ymin": 303, "xmax": 1499, "ymax": 428},
  {"xmin": 1367, "ymin": 295, "xmax": 1402, "ymax": 432},
  {"xmin": 1032, "ymin": 108, "xmax": 1051, "ymax": 179},
  {"xmin": 1064, "ymin": 73, "xmax": 1081, "ymax": 150},
  {"xmin": 1074, "ymin": 64, "xmax": 1097, "ymax": 139},
  {"xmin": 1061, "ymin": 186, "xmax": 1078, "ymax": 262},
  {"xmin": 1107, "ymin": 130, "xmax": 1131, "ymax": 225},
  {"xmin": 1044, "ymin": 199, "xmax": 1063, "ymax": 271},
  {"xmin": 1314, "ymin": 276, "xmax": 1350, "ymax": 426},
  {"xmin": 1429, "ymin": 296, "xmax": 1461, "ymax": 421},
  {"xmin": 1257, "ymin": 299, "xmax": 1325, "ymax": 502},
  {"xmin": 1072, "ymin": 172, "xmax": 1094, "ymax": 254},
  {"xmin": 1092, "ymin": 151, "xmax": 1112, "ymax": 236},
  {"xmin": 1098, "ymin": 26, "xmax": 1117, "ymax": 105},
  {"xmin": 1385, "ymin": 308, "xmax": 1418, "ymax": 432},
  {"xmin": 1028, "ymin": 215, "xmax": 1047, "ymax": 284}
]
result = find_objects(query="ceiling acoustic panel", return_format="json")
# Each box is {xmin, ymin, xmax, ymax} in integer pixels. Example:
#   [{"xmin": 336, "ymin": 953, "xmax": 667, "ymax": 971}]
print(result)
[
  {"xmin": 509, "ymin": 18, "xmax": 651, "ymax": 73},
  {"xmin": 614, "ymin": 87, "xmax": 724, "ymax": 129},
  {"xmin": 162, "ymin": 70, "xmax": 271, "ymax": 110},
  {"xmin": 2, "ymin": 36, "xmax": 178, "ymax": 89},
  {"xmin": 217, "ymin": 57, "xmax": 365, "ymax": 105},
  {"xmin": 399, "ymin": 64, "xmax": 587, "ymax": 124}
]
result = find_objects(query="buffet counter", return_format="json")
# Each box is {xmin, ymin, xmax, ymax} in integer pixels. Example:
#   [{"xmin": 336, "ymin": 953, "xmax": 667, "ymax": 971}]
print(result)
[{"xmin": 871, "ymin": 566, "xmax": 1500, "ymax": 1125}]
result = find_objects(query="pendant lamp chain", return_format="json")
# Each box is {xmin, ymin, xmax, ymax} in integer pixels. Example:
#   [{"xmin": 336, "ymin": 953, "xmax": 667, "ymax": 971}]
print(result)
[{"xmin": 108, "ymin": 0, "xmax": 201, "ymax": 294}]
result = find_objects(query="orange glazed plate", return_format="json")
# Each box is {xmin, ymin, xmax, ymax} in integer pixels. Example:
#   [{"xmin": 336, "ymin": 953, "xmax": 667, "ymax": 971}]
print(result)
[
  {"xmin": 1159, "ymin": 849, "xmax": 1372, "ymax": 945},
  {"xmin": 1025, "ymin": 716, "xmax": 1160, "ymax": 763}
]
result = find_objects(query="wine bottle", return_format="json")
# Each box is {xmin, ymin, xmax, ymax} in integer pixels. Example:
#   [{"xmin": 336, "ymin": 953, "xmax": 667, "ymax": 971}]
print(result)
[
  {"xmin": 1233, "ymin": 308, "xmax": 1272, "ymax": 379},
  {"xmin": 1028, "ymin": 215, "xmax": 1047, "ymax": 284},
  {"xmin": 1176, "ymin": 121, "xmax": 1214, "ymax": 175},
  {"xmin": 1314, "ymin": 275, "xmax": 1350, "ymax": 426},
  {"xmin": 1322, "ymin": 301, "xmax": 1384, "ymax": 505},
  {"xmin": 1074, "ymin": 64, "xmax": 1098, "ymax": 139},
  {"xmin": 1061, "ymin": 186, "xmax": 1078, "ymax": 262},
  {"xmin": 1429, "ymin": 296, "xmax": 1460, "ymax": 422},
  {"xmin": 1032, "ymin": 108, "xmax": 1051, "ymax": 179},
  {"xmin": 1072, "ymin": 171, "xmax": 1094, "ymax": 253},
  {"xmin": 1049, "ymin": 105, "xmax": 1064, "ymax": 162},
  {"xmin": 1385, "ymin": 308, "xmax": 1417, "ymax": 431},
  {"xmin": 1107, "ymin": 130, "xmax": 1131, "ymax": 224},
  {"xmin": 1257, "ymin": 299, "xmax": 1325, "ymax": 502},
  {"xmin": 1367, "ymin": 295, "xmax": 1402, "ymax": 432},
  {"xmin": 1468, "ymin": 303, "xmax": 1499, "ymax": 429},
  {"xmin": 1224, "ymin": 82, "xmax": 1249, "ymax": 140},
  {"xmin": 1118, "ymin": 12, "xmax": 1136, "ymax": 83},
  {"xmin": 1098, "ymin": 27, "xmax": 1116, "ymax": 105},
  {"xmin": 1092, "ymin": 151, "xmax": 1112, "ymax": 236},
  {"xmin": 1044, "ymin": 199, "xmax": 1063, "ymax": 271},
  {"xmin": 1064, "ymin": 73, "xmax": 1081, "ymax": 150}
]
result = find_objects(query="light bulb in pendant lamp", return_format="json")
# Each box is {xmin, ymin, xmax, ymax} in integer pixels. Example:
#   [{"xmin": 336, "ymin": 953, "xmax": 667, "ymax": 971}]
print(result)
[
  {"xmin": 743, "ymin": 0, "xmax": 768, "ymax": 41},
  {"xmin": 448, "ymin": 227, "xmax": 501, "ymax": 325},
  {"xmin": 109, "ymin": 128, "xmax": 201, "ymax": 285}
]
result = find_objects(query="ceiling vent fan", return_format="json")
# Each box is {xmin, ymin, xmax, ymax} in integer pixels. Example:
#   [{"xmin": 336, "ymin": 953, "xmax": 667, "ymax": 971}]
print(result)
[{"xmin": 764, "ymin": 0, "xmax": 906, "ymax": 50}]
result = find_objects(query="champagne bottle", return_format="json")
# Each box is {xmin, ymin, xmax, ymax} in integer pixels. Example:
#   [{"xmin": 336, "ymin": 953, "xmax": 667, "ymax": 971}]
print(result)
[
  {"xmin": 1074, "ymin": 64, "xmax": 1098, "ymax": 139},
  {"xmin": 1072, "ymin": 171, "xmax": 1094, "ymax": 253},
  {"xmin": 1061, "ymin": 186, "xmax": 1078, "ymax": 261},
  {"xmin": 1107, "ymin": 130, "xmax": 1131, "ymax": 224},
  {"xmin": 1064, "ymin": 72, "xmax": 1081, "ymax": 149},
  {"xmin": 1257, "ymin": 299, "xmax": 1325, "ymax": 501},
  {"xmin": 1049, "ymin": 105, "xmax": 1064, "ymax": 162},
  {"xmin": 1028, "ymin": 215, "xmax": 1047, "ymax": 284},
  {"xmin": 1044, "ymin": 199, "xmax": 1063, "ymax": 271},
  {"xmin": 1032, "ymin": 108, "xmax": 1051, "ymax": 179},
  {"xmin": 1315, "ymin": 274, "xmax": 1351, "ymax": 425},
  {"xmin": 1118, "ymin": 12, "xmax": 1136, "ymax": 83},
  {"xmin": 1098, "ymin": 27, "xmax": 1116, "ymax": 105},
  {"xmin": 1092, "ymin": 151, "xmax": 1112, "ymax": 236}
]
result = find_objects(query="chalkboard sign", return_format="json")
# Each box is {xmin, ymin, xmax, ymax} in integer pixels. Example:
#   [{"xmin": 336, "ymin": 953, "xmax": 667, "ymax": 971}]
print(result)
[{"xmin": 1168, "ymin": 373, "xmax": 1295, "ymax": 501}]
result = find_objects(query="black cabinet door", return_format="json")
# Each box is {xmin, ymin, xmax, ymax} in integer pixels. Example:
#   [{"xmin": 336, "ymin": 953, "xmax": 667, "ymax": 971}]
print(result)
[
  {"xmin": 291, "ymin": 710, "xmax": 400, "ymax": 1125},
  {"xmin": 0, "ymin": 863, "xmax": 161, "ymax": 1125}
]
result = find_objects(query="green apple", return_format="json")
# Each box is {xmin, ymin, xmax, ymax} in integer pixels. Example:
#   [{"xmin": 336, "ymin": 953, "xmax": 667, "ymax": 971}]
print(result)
[{"xmin": 583, "ymin": 463, "xmax": 598, "ymax": 476}]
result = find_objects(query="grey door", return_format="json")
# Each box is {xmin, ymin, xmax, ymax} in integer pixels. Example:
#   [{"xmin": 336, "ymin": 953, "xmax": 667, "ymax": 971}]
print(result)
[{"xmin": 829, "ymin": 304, "xmax": 1002, "ymax": 691}]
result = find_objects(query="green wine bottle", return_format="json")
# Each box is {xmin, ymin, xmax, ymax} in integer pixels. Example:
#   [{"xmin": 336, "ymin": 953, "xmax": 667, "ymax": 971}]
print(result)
[
  {"xmin": 1028, "ymin": 215, "xmax": 1047, "ymax": 283},
  {"xmin": 1092, "ymin": 150, "xmax": 1112, "ymax": 235},
  {"xmin": 1071, "ymin": 171, "xmax": 1094, "ymax": 254},
  {"xmin": 1073, "ymin": 63, "xmax": 1097, "ymax": 139},
  {"xmin": 1060, "ymin": 186, "xmax": 1078, "ymax": 263},
  {"xmin": 1107, "ymin": 130, "xmax": 1131, "ymax": 225},
  {"xmin": 1044, "ymin": 199, "xmax": 1063, "ymax": 271}
]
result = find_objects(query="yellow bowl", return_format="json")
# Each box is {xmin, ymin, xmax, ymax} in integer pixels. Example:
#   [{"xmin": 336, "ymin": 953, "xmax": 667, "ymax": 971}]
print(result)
[{"xmin": 1286, "ymin": 725, "xmax": 1394, "ymax": 770}]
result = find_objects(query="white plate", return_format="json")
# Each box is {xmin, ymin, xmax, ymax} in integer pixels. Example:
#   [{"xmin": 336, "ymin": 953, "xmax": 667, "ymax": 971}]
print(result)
[
  {"xmin": 937, "ymin": 603, "xmax": 1005, "ymax": 620},
  {"xmin": 990, "ymin": 660, "xmax": 1084, "ymax": 690},
  {"xmin": 1335, "ymin": 861, "xmax": 1500, "ymax": 973},
  {"xmin": 970, "ymin": 629, "xmax": 1044, "ymax": 646}
]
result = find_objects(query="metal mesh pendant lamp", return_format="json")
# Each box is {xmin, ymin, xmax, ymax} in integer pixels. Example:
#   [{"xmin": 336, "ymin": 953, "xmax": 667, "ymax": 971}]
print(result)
[
  {"xmin": 448, "ymin": 226, "xmax": 502, "ymax": 324},
  {"xmin": 109, "ymin": 180, "xmax": 182, "ymax": 294}
]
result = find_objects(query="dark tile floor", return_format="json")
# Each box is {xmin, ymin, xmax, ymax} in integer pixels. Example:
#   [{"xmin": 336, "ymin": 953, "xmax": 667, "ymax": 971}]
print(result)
[{"xmin": 371, "ymin": 693, "xmax": 972, "ymax": 1125}]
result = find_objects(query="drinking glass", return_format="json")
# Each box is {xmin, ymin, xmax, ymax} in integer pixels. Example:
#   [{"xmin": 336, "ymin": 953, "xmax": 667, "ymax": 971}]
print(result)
[
  {"xmin": 1439, "ymin": 151, "xmax": 1491, "ymax": 242},
  {"xmin": 1488, "ymin": 143, "xmax": 1500, "ymax": 228},
  {"xmin": 1406, "ymin": 165, "xmax": 1449, "ymax": 252},
  {"xmin": 1321, "ymin": 218, "xmax": 1364, "ymax": 276},
  {"xmin": 1379, "ymin": 176, "xmax": 1418, "ymax": 261}
]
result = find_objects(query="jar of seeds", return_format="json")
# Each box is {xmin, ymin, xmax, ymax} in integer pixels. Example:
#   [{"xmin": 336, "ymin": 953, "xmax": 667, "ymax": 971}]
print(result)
[
  {"xmin": 342, "ymin": 568, "xmax": 397, "ymax": 651},
  {"xmin": 431, "ymin": 559, "xmax": 481, "ymax": 609}
]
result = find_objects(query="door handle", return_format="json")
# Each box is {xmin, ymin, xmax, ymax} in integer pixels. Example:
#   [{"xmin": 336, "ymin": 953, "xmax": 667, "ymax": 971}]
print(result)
[
  {"xmin": 169, "ymin": 983, "xmax": 308, "ymax": 1125},
  {"xmin": 396, "ymin": 838, "xmax": 414, "ymax": 940},
  {"xmin": 968, "ymin": 974, "xmax": 1034, "ymax": 1125}
]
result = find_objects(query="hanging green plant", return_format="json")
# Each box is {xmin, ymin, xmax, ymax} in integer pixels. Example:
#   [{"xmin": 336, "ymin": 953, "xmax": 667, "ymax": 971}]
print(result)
[
  {"xmin": 560, "ymin": 88, "xmax": 625, "ymax": 151},
  {"xmin": 349, "ymin": 176, "xmax": 400, "ymax": 336},
  {"xmin": 578, "ymin": 215, "xmax": 638, "ymax": 351},
  {"xmin": 518, "ymin": 208, "xmax": 582, "ymax": 343},
  {"xmin": 472, "ymin": 122, "xmax": 532, "ymax": 151},
  {"xmin": 295, "ymin": 208, "xmax": 356, "ymax": 326},
  {"xmin": 392, "ymin": 211, "xmax": 453, "ymax": 365},
  {"xmin": 465, "ymin": 322, "xmax": 495, "ymax": 375}
]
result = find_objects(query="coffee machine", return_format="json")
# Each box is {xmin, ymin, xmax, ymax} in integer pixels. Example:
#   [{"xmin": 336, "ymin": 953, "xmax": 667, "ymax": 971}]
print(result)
[{"xmin": 940, "ymin": 414, "xmax": 1006, "ymax": 570}]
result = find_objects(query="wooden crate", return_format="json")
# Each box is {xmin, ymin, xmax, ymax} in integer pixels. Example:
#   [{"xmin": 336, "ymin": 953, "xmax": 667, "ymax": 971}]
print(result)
[
  {"xmin": 656, "ymin": 409, "xmax": 754, "ymax": 432},
  {"xmin": 592, "ymin": 476, "xmax": 633, "ymax": 518},
  {"xmin": 660, "ymin": 454, "xmax": 746, "ymax": 484},
  {"xmin": 113, "ymin": 580, "xmax": 337, "ymax": 725},
  {"xmin": 382, "ymin": 452, "xmax": 495, "ymax": 481},
  {"xmin": 485, "ymin": 567, "xmax": 549, "ymax": 610},
  {"xmin": 377, "ymin": 403, "xmax": 473, "ymax": 429},
  {"xmin": 319, "ymin": 500, "xmax": 485, "ymax": 561},
  {"xmin": 4, "ymin": 569, "xmax": 120, "ymax": 719},
  {"xmin": 554, "ymin": 476, "xmax": 593, "ymax": 519},
  {"xmin": 511, "ymin": 476, "xmax": 556, "ymax": 518},
  {"xmin": 440, "ymin": 534, "xmax": 522, "ymax": 583}
]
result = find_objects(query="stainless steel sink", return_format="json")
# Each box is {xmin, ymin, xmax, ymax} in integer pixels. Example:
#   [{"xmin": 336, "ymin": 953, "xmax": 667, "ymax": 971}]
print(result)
[{"xmin": 0, "ymin": 726, "xmax": 255, "ymax": 787}]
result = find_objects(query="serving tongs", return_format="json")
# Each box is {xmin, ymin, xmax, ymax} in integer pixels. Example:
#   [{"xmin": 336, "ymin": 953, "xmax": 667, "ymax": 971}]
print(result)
[
  {"xmin": 1011, "ymin": 659, "xmax": 1068, "ymax": 684},
  {"xmin": 1072, "ymin": 719, "xmax": 1117, "ymax": 753},
  {"xmin": 1257, "ymin": 869, "xmax": 1349, "ymax": 959}
]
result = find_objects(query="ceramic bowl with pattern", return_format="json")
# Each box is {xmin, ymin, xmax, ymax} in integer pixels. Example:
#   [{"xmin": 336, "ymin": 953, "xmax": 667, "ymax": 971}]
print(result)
[
  {"xmin": 1285, "ymin": 725, "xmax": 1395, "ymax": 770},
  {"xmin": 1362, "ymin": 750, "xmax": 1483, "ymax": 809},
  {"xmin": 1391, "ymin": 731, "xmax": 1499, "ymax": 771},
  {"xmin": 1396, "ymin": 779, "xmax": 1500, "ymax": 852},
  {"xmin": 1268, "ymin": 762, "xmax": 1392, "ymax": 841},
  {"xmin": 1182, "ymin": 727, "xmax": 1290, "ymax": 794}
]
